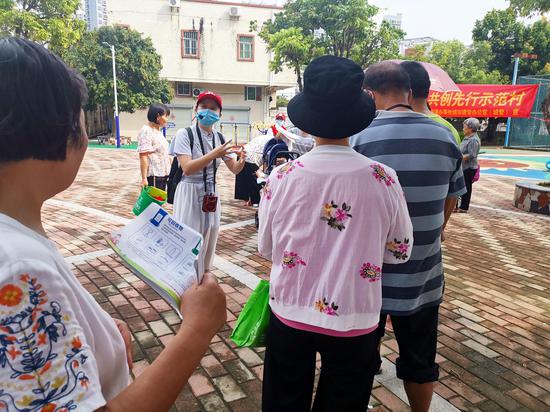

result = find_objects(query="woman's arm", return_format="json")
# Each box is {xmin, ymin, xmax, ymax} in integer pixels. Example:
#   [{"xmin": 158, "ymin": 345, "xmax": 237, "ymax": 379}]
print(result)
[
  {"xmin": 224, "ymin": 151, "xmax": 246, "ymax": 175},
  {"xmin": 97, "ymin": 274, "xmax": 226, "ymax": 412},
  {"xmin": 139, "ymin": 153, "xmax": 149, "ymax": 186},
  {"xmin": 463, "ymin": 138, "xmax": 480, "ymax": 162},
  {"xmin": 177, "ymin": 141, "xmax": 233, "ymax": 176}
]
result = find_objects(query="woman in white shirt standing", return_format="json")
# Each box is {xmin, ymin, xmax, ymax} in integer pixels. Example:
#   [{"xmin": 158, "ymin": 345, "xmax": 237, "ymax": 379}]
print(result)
[
  {"xmin": 137, "ymin": 104, "xmax": 172, "ymax": 190},
  {"xmin": 0, "ymin": 37, "xmax": 226, "ymax": 411},
  {"xmin": 170, "ymin": 91, "xmax": 246, "ymax": 276}
]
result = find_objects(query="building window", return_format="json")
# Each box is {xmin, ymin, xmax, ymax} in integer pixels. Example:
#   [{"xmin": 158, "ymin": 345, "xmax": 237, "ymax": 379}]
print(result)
[
  {"xmin": 238, "ymin": 35, "xmax": 254, "ymax": 61},
  {"xmin": 245, "ymin": 86, "xmax": 262, "ymax": 101},
  {"xmin": 182, "ymin": 30, "xmax": 199, "ymax": 58},
  {"xmin": 176, "ymin": 82, "xmax": 192, "ymax": 96}
]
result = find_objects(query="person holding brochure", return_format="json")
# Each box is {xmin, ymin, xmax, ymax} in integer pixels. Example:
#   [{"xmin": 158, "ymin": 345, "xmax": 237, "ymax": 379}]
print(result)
[
  {"xmin": 170, "ymin": 91, "xmax": 246, "ymax": 276},
  {"xmin": 0, "ymin": 37, "xmax": 226, "ymax": 411}
]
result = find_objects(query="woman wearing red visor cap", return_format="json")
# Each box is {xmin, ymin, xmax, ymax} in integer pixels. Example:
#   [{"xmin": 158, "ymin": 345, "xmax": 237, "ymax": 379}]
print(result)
[{"xmin": 169, "ymin": 91, "xmax": 246, "ymax": 276}]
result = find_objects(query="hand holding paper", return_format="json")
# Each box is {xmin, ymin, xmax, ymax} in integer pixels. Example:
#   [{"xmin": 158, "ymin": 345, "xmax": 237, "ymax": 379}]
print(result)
[
  {"xmin": 180, "ymin": 273, "xmax": 227, "ymax": 337},
  {"xmin": 107, "ymin": 203, "xmax": 204, "ymax": 314}
]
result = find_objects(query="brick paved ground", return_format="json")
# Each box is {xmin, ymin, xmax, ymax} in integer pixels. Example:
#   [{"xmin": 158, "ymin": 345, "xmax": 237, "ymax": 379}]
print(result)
[{"xmin": 45, "ymin": 147, "xmax": 550, "ymax": 411}]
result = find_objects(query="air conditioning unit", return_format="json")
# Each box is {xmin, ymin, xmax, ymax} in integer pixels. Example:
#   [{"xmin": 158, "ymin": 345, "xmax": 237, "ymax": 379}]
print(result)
[
  {"xmin": 192, "ymin": 88, "xmax": 204, "ymax": 97},
  {"xmin": 229, "ymin": 6, "xmax": 240, "ymax": 18},
  {"xmin": 169, "ymin": 0, "xmax": 180, "ymax": 9}
]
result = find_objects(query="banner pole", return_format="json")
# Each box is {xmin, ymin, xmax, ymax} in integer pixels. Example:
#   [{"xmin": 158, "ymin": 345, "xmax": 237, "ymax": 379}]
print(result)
[{"xmin": 504, "ymin": 57, "xmax": 520, "ymax": 148}]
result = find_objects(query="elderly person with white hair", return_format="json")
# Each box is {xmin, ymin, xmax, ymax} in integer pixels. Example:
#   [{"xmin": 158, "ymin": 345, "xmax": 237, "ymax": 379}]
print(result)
[{"xmin": 458, "ymin": 117, "xmax": 481, "ymax": 212}]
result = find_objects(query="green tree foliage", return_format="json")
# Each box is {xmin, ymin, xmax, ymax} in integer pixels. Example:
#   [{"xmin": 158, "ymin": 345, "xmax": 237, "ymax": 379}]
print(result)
[
  {"xmin": 64, "ymin": 26, "xmax": 172, "ymax": 113},
  {"xmin": 524, "ymin": 19, "xmax": 550, "ymax": 74},
  {"xmin": 256, "ymin": 27, "xmax": 319, "ymax": 92},
  {"xmin": 404, "ymin": 40, "xmax": 506, "ymax": 84},
  {"xmin": 460, "ymin": 42, "xmax": 507, "ymax": 84},
  {"xmin": 276, "ymin": 95, "xmax": 289, "ymax": 108},
  {"xmin": 473, "ymin": 9, "xmax": 549, "ymax": 78},
  {"xmin": 252, "ymin": 0, "xmax": 404, "ymax": 90},
  {"xmin": 351, "ymin": 20, "xmax": 405, "ymax": 67},
  {"xmin": 0, "ymin": 0, "xmax": 85, "ymax": 55},
  {"xmin": 509, "ymin": 0, "xmax": 550, "ymax": 16},
  {"xmin": 426, "ymin": 40, "xmax": 466, "ymax": 82},
  {"xmin": 403, "ymin": 44, "xmax": 429, "ymax": 62},
  {"xmin": 472, "ymin": 9, "xmax": 527, "ymax": 76}
]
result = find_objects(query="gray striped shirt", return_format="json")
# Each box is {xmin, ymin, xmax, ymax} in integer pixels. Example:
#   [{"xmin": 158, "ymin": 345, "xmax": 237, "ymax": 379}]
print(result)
[{"xmin": 351, "ymin": 111, "xmax": 467, "ymax": 315}]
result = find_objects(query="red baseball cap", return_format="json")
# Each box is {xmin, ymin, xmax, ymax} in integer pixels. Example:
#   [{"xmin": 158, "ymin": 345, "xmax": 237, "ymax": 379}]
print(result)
[
  {"xmin": 197, "ymin": 91, "xmax": 223, "ymax": 111},
  {"xmin": 275, "ymin": 112, "xmax": 286, "ymax": 120}
]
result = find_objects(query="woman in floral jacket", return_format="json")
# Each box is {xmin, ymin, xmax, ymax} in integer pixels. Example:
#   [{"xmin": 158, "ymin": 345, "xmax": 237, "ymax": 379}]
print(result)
[{"xmin": 258, "ymin": 55, "xmax": 413, "ymax": 411}]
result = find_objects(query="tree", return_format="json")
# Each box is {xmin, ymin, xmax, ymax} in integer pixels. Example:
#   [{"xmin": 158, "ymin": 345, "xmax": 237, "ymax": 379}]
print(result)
[
  {"xmin": 524, "ymin": 19, "xmax": 550, "ymax": 74},
  {"xmin": 402, "ymin": 44, "xmax": 429, "ymax": 62},
  {"xmin": 461, "ymin": 42, "xmax": 507, "ymax": 84},
  {"xmin": 276, "ymin": 95, "xmax": 289, "ymax": 108},
  {"xmin": 426, "ymin": 40, "xmax": 466, "ymax": 82},
  {"xmin": 64, "ymin": 26, "xmax": 172, "ymax": 114},
  {"xmin": 0, "ymin": 0, "xmax": 85, "ymax": 55},
  {"xmin": 252, "ymin": 0, "xmax": 404, "ymax": 90},
  {"xmin": 255, "ymin": 26, "xmax": 319, "ymax": 92},
  {"xmin": 351, "ymin": 20, "xmax": 405, "ymax": 67},
  {"xmin": 409, "ymin": 40, "xmax": 506, "ymax": 85},
  {"xmin": 473, "ymin": 10, "xmax": 549, "ymax": 78},
  {"xmin": 472, "ymin": 9, "xmax": 527, "ymax": 78},
  {"xmin": 509, "ymin": 0, "xmax": 550, "ymax": 16}
]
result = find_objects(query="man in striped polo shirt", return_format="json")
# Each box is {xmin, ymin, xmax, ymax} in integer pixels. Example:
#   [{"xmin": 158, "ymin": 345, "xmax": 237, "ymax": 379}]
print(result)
[{"xmin": 351, "ymin": 62, "xmax": 466, "ymax": 412}]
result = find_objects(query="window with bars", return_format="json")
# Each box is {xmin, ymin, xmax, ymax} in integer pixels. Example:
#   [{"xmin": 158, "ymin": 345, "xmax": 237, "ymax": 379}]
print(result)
[
  {"xmin": 176, "ymin": 82, "xmax": 192, "ymax": 96},
  {"xmin": 245, "ymin": 86, "xmax": 262, "ymax": 101},
  {"xmin": 182, "ymin": 30, "xmax": 199, "ymax": 58},
  {"xmin": 238, "ymin": 35, "xmax": 254, "ymax": 61}
]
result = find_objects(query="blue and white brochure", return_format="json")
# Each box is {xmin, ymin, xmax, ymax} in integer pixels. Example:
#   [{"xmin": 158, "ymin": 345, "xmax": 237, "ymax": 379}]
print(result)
[{"xmin": 107, "ymin": 203, "xmax": 203, "ymax": 312}]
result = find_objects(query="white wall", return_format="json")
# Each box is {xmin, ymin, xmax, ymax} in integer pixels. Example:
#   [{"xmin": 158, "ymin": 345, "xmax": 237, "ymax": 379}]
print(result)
[
  {"xmin": 109, "ymin": 0, "xmax": 295, "ymax": 140},
  {"xmin": 107, "ymin": 0, "xmax": 296, "ymax": 87}
]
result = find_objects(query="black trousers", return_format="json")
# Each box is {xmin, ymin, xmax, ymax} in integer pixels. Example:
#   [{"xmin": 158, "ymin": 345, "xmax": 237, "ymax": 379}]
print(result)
[
  {"xmin": 263, "ymin": 312, "xmax": 379, "ymax": 412},
  {"xmin": 460, "ymin": 168, "xmax": 476, "ymax": 211},
  {"xmin": 147, "ymin": 175, "xmax": 168, "ymax": 191},
  {"xmin": 235, "ymin": 162, "xmax": 261, "ymax": 204},
  {"xmin": 376, "ymin": 305, "xmax": 440, "ymax": 383}
]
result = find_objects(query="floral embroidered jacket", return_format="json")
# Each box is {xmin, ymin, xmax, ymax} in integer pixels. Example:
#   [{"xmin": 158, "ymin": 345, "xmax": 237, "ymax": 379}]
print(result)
[{"xmin": 258, "ymin": 145, "xmax": 413, "ymax": 332}]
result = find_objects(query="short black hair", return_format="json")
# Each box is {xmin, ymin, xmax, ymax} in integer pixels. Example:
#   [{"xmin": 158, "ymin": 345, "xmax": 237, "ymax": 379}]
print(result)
[
  {"xmin": 400, "ymin": 61, "xmax": 431, "ymax": 99},
  {"xmin": 363, "ymin": 61, "xmax": 411, "ymax": 95},
  {"xmin": 147, "ymin": 104, "xmax": 171, "ymax": 124},
  {"xmin": 0, "ymin": 37, "xmax": 88, "ymax": 163}
]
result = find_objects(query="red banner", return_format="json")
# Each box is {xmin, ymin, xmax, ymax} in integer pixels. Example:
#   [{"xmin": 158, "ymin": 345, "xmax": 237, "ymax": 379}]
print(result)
[{"xmin": 428, "ymin": 84, "xmax": 539, "ymax": 118}]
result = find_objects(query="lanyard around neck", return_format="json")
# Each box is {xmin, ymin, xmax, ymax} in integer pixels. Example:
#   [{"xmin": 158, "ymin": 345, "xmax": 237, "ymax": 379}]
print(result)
[
  {"xmin": 386, "ymin": 104, "xmax": 414, "ymax": 111},
  {"xmin": 196, "ymin": 124, "xmax": 217, "ymax": 193}
]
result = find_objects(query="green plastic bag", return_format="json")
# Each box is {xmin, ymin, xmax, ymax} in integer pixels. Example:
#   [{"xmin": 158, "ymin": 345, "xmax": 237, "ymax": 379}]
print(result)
[{"xmin": 230, "ymin": 280, "xmax": 270, "ymax": 347}]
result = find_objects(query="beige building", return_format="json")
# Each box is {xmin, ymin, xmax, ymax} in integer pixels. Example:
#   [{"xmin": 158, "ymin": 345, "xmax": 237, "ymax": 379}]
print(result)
[{"xmin": 107, "ymin": 0, "xmax": 296, "ymax": 142}]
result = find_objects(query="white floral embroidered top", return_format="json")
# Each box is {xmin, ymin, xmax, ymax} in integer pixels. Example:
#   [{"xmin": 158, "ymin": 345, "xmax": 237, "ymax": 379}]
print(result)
[
  {"xmin": 137, "ymin": 124, "xmax": 171, "ymax": 177},
  {"xmin": 258, "ymin": 145, "xmax": 413, "ymax": 332},
  {"xmin": 0, "ymin": 214, "xmax": 129, "ymax": 410}
]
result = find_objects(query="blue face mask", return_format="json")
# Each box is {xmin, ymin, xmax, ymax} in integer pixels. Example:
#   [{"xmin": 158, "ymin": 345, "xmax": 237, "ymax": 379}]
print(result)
[{"xmin": 197, "ymin": 109, "xmax": 220, "ymax": 126}]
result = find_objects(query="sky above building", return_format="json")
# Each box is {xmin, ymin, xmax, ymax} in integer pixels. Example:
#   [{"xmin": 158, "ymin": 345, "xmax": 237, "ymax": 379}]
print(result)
[{"xmin": 371, "ymin": 0, "xmax": 510, "ymax": 44}]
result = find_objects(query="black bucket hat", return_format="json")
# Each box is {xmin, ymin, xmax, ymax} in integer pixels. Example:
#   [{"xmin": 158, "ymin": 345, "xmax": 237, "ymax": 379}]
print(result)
[{"xmin": 287, "ymin": 55, "xmax": 376, "ymax": 139}]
